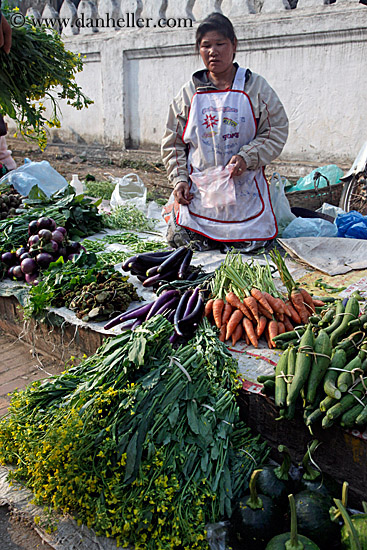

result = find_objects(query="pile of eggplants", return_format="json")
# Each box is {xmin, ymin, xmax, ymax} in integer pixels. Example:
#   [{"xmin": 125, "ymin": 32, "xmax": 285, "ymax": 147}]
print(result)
[
  {"xmin": 121, "ymin": 246, "xmax": 195, "ymax": 288},
  {"xmin": 104, "ymin": 286, "xmax": 205, "ymax": 343}
]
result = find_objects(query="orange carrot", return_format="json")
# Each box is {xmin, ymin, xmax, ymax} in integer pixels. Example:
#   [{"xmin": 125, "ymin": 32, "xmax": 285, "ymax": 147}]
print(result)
[
  {"xmin": 312, "ymin": 299, "xmax": 326, "ymax": 307},
  {"xmin": 245, "ymin": 332, "xmax": 250, "ymax": 346},
  {"xmin": 243, "ymin": 318, "xmax": 258, "ymax": 348},
  {"xmin": 250, "ymin": 288, "xmax": 273, "ymax": 315},
  {"xmin": 299, "ymin": 288, "xmax": 316, "ymax": 313},
  {"xmin": 275, "ymin": 311, "xmax": 284, "ymax": 322},
  {"xmin": 219, "ymin": 324, "xmax": 226, "ymax": 342},
  {"xmin": 277, "ymin": 321, "xmax": 286, "ymax": 334},
  {"xmin": 256, "ymin": 315, "xmax": 268, "ymax": 338},
  {"xmin": 283, "ymin": 315, "xmax": 294, "ymax": 332},
  {"xmin": 290, "ymin": 288, "xmax": 309, "ymax": 324},
  {"xmin": 221, "ymin": 303, "xmax": 233, "ymax": 325},
  {"xmin": 226, "ymin": 309, "xmax": 244, "ymax": 340},
  {"xmin": 285, "ymin": 300, "xmax": 302, "ymax": 324},
  {"xmin": 262, "ymin": 292, "xmax": 284, "ymax": 315},
  {"xmin": 213, "ymin": 298, "xmax": 225, "ymax": 329},
  {"xmin": 244, "ymin": 296, "xmax": 259, "ymax": 323},
  {"xmin": 204, "ymin": 298, "xmax": 214, "ymax": 318},
  {"xmin": 258, "ymin": 303, "xmax": 273, "ymax": 320},
  {"xmin": 282, "ymin": 301, "xmax": 293, "ymax": 318},
  {"xmin": 226, "ymin": 292, "xmax": 252, "ymax": 320},
  {"xmin": 268, "ymin": 320, "xmax": 279, "ymax": 348},
  {"xmin": 231, "ymin": 323, "xmax": 243, "ymax": 346}
]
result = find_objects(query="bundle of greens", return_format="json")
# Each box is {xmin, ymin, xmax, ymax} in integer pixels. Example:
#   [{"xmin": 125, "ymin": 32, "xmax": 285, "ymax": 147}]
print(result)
[
  {"xmin": 0, "ymin": 317, "xmax": 268, "ymax": 550},
  {"xmin": 0, "ymin": 7, "xmax": 92, "ymax": 148}
]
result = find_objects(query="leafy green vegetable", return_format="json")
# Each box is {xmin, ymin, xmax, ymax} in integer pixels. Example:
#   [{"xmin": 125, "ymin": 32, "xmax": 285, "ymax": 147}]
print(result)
[
  {"xmin": 0, "ymin": 317, "xmax": 269, "ymax": 549},
  {"xmin": 102, "ymin": 204, "xmax": 157, "ymax": 232},
  {"xmin": 0, "ymin": 7, "xmax": 92, "ymax": 149}
]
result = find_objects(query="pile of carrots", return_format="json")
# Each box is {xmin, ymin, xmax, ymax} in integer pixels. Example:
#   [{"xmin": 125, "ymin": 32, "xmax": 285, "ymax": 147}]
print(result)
[{"xmin": 205, "ymin": 287, "xmax": 324, "ymax": 349}]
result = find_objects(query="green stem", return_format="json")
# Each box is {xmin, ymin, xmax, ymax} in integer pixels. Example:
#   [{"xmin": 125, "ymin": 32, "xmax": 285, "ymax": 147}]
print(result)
[
  {"xmin": 286, "ymin": 494, "xmax": 304, "ymax": 550},
  {"xmin": 246, "ymin": 469, "xmax": 263, "ymax": 510},
  {"xmin": 333, "ymin": 499, "xmax": 362, "ymax": 550},
  {"xmin": 302, "ymin": 439, "xmax": 321, "ymax": 481},
  {"xmin": 274, "ymin": 445, "xmax": 291, "ymax": 481}
]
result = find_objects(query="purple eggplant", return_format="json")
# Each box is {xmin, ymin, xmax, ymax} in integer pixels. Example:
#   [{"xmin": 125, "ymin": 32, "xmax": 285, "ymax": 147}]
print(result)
[
  {"xmin": 28, "ymin": 220, "xmax": 39, "ymax": 236},
  {"xmin": 145, "ymin": 290, "xmax": 180, "ymax": 321},
  {"xmin": 104, "ymin": 301, "xmax": 155, "ymax": 330},
  {"xmin": 173, "ymin": 290, "xmax": 192, "ymax": 336},
  {"xmin": 25, "ymin": 273, "xmax": 39, "ymax": 285},
  {"xmin": 132, "ymin": 318, "xmax": 143, "ymax": 330},
  {"xmin": 183, "ymin": 287, "xmax": 199, "ymax": 318},
  {"xmin": 157, "ymin": 246, "xmax": 187, "ymax": 275},
  {"xmin": 146, "ymin": 265, "xmax": 160, "ymax": 278},
  {"xmin": 16, "ymin": 247, "xmax": 28, "ymax": 259},
  {"xmin": 38, "ymin": 229, "xmax": 52, "ymax": 242},
  {"xmin": 56, "ymin": 226, "xmax": 67, "ymax": 237},
  {"xmin": 52, "ymin": 230, "xmax": 64, "ymax": 244},
  {"xmin": 177, "ymin": 293, "xmax": 205, "ymax": 334},
  {"xmin": 154, "ymin": 296, "xmax": 180, "ymax": 317},
  {"xmin": 36, "ymin": 252, "xmax": 54, "ymax": 269},
  {"xmin": 20, "ymin": 257, "xmax": 37, "ymax": 275},
  {"xmin": 1, "ymin": 251, "xmax": 16, "ymax": 266},
  {"xmin": 178, "ymin": 248, "xmax": 193, "ymax": 279},
  {"xmin": 13, "ymin": 265, "xmax": 24, "ymax": 280},
  {"xmin": 37, "ymin": 217, "xmax": 54, "ymax": 231}
]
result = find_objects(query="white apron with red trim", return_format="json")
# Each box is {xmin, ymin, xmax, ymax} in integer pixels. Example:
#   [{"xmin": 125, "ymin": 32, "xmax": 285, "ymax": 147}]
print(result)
[{"xmin": 177, "ymin": 67, "xmax": 277, "ymax": 242}]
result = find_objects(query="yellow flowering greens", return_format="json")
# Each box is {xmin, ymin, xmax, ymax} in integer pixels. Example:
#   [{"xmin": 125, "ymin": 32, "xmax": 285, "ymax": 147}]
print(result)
[
  {"xmin": 0, "ymin": 7, "xmax": 92, "ymax": 149},
  {"xmin": 0, "ymin": 317, "xmax": 268, "ymax": 549}
]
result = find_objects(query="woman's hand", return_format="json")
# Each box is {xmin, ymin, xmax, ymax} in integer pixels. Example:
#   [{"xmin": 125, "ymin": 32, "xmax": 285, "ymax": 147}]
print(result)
[
  {"xmin": 228, "ymin": 155, "xmax": 247, "ymax": 177},
  {"xmin": 0, "ymin": 14, "xmax": 12, "ymax": 54},
  {"xmin": 173, "ymin": 181, "xmax": 193, "ymax": 205}
]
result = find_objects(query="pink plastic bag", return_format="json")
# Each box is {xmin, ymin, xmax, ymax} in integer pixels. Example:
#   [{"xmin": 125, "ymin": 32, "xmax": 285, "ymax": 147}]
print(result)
[{"xmin": 190, "ymin": 165, "xmax": 236, "ymax": 209}]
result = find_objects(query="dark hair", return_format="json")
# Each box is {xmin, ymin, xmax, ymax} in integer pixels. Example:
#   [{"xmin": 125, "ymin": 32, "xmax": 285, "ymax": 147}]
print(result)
[{"xmin": 195, "ymin": 13, "xmax": 237, "ymax": 52}]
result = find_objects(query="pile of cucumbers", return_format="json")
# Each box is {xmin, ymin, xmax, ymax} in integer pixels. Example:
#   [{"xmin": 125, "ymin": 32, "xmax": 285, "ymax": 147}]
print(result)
[{"xmin": 259, "ymin": 296, "xmax": 367, "ymax": 429}]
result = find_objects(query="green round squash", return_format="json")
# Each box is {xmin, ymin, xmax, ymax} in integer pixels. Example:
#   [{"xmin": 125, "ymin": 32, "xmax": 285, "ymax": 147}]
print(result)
[
  {"xmin": 266, "ymin": 494, "xmax": 320, "ymax": 550},
  {"xmin": 257, "ymin": 445, "xmax": 293, "ymax": 504},
  {"xmin": 294, "ymin": 490, "xmax": 339, "ymax": 547},
  {"xmin": 231, "ymin": 469, "xmax": 283, "ymax": 549}
]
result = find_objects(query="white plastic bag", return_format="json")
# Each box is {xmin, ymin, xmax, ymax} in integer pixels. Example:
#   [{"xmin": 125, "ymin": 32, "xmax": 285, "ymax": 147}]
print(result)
[
  {"xmin": 269, "ymin": 172, "xmax": 296, "ymax": 235},
  {"xmin": 0, "ymin": 159, "xmax": 68, "ymax": 197},
  {"xmin": 110, "ymin": 173, "xmax": 147, "ymax": 211},
  {"xmin": 190, "ymin": 165, "xmax": 236, "ymax": 209},
  {"xmin": 316, "ymin": 202, "xmax": 346, "ymax": 219}
]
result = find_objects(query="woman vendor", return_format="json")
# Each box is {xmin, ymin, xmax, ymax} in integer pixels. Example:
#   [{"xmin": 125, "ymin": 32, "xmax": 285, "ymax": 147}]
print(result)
[
  {"xmin": 0, "ymin": 2, "xmax": 16, "ymax": 175},
  {"xmin": 161, "ymin": 13, "xmax": 289, "ymax": 251}
]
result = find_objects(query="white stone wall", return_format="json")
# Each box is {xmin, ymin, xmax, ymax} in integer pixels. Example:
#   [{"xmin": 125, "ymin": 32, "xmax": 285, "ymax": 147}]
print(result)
[{"xmin": 22, "ymin": 0, "xmax": 367, "ymax": 165}]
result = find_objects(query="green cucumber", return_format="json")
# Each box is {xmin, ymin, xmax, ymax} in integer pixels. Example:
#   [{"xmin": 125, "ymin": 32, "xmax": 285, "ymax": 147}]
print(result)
[
  {"xmin": 320, "ymin": 395, "xmax": 338, "ymax": 412},
  {"xmin": 330, "ymin": 298, "xmax": 360, "ymax": 347},
  {"xmin": 337, "ymin": 354, "xmax": 366, "ymax": 393},
  {"xmin": 306, "ymin": 330, "xmax": 332, "ymax": 405},
  {"xmin": 326, "ymin": 381, "xmax": 364, "ymax": 420},
  {"xmin": 340, "ymin": 403, "xmax": 365, "ymax": 428},
  {"xmin": 305, "ymin": 407, "xmax": 324, "ymax": 426},
  {"xmin": 257, "ymin": 374, "xmax": 276, "ymax": 384},
  {"xmin": 263, "ymin": 379, "xmax": 276, "ymax": 396},
  {"xmin": 275, "ymin": 348, "xmax": 289, "ymax": 408},
  {"xmin": 324, "ymin": 300, "xmax": 344, "ymax": 334},
  {"xmin": 323, "ymin": 348, "xmax": 346, "ymax": 400},
  {"xmin": 272, "ymin": 328, "xmax": 305, "ymax": 343},
  {"xmin": 318, "ymin": 306, "xmax": 336, "ymax": 327},
  {"xmin": 355, "ymin": 406, "xmax": 367, "ymax": 427},
  {"xmin": 287, "ymin": 326, "xmax": 315, "ymax": 407}
]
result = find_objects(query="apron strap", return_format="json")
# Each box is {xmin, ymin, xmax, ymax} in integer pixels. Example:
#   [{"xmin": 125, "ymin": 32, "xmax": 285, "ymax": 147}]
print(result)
[{"xmin": 232, "ymin": 67, "xmax": 247, "ymax": 91}]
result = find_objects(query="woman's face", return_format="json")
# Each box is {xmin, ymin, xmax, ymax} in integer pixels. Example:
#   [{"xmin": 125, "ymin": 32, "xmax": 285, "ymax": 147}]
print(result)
[{"xmin": 199, "ymin": 31, "xmax": 236, "ymax": 75}]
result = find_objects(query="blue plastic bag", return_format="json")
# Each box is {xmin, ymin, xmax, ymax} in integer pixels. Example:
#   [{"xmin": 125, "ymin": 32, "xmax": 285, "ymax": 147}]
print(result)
[
  {"xmin": 335, "ymin": 210, "xmax": 367, "ymax": 239},
  {"xmin": 282, "ymin": 217, "xmax": 338, "ymax": 239},
  {"xmin": 0, "ymin": 159, "xmax": 68, "ymax": 197}
]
